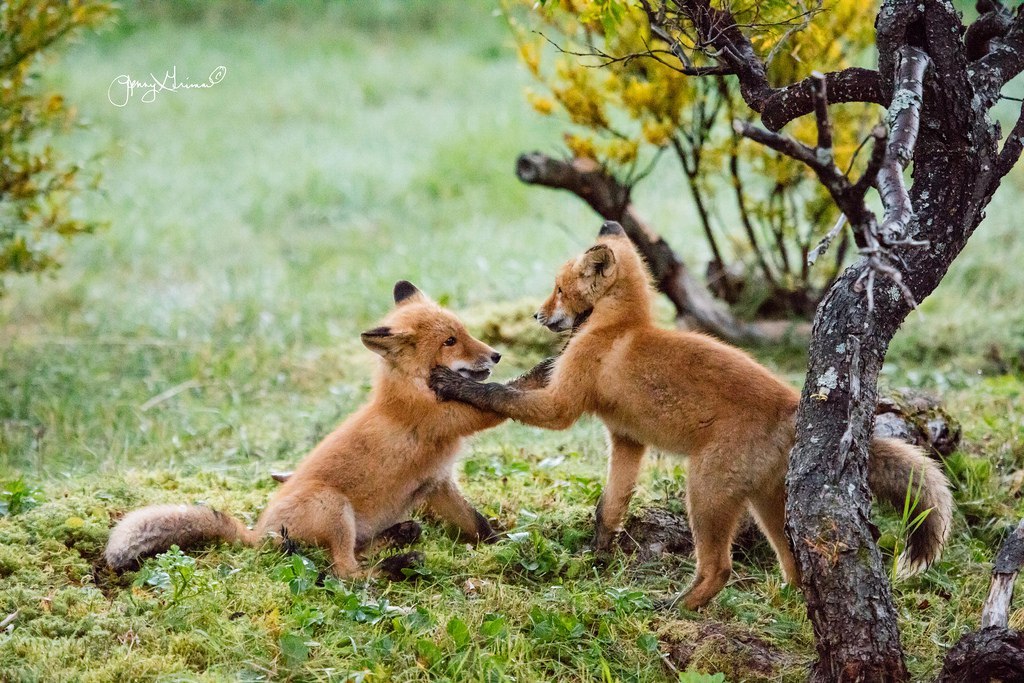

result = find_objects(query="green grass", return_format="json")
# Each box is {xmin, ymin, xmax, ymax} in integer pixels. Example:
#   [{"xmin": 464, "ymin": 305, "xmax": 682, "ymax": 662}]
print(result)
[{"xmin": 1, "ymin": 1, "xmax": 1024, "ymax": 680}]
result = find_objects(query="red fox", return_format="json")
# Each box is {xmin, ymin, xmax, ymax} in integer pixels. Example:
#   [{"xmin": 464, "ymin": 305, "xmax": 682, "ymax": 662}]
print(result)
[
  {"xmin": 106, "ymin": 281, "xmax": 551, "ymax": 577},
  {"xmin": 431, "ymin": 222, "xmax": 953, "ymax": 609}
]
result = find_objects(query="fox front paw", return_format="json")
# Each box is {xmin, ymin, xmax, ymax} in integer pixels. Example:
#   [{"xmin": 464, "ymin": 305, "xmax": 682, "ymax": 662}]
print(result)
[{"xmin": 429, "ymin": 365, "xmax": 470, "ymax": 401}]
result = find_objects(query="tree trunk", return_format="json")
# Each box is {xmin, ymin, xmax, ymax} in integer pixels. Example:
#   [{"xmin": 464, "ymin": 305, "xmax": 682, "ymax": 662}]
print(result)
[{"xmin": 785, "ymin": 4, "xmax": 1016, "ymax": 678}]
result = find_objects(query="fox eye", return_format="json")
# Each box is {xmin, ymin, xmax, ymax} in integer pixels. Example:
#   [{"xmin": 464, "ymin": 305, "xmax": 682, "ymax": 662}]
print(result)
[
  {"xmin": 443, "ymin": 336, "xmax": 457, "ymax": 347},
  {"xmin": 557, "ymin": 287, "xmax": 563, "ymax": 295}
]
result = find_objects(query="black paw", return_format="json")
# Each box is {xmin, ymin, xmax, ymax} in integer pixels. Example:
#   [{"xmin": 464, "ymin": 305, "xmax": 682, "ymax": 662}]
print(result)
[
  {"xmin": 429, "ymin": 366, "xmax": 467, "ymax": 400},
  {"xmin": 377, "ymin": 520, "xmax": 423, "ymax": 549},
  {"xmin": 377, "ymin": 551, "xmax": 426, "ymax": 582}
]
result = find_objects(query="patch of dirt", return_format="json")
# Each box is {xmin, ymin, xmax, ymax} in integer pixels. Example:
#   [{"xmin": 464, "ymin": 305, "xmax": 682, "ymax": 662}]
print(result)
[
  {"xmin": 617, "ymin": 506, "xmax": 776, "ymax": 568},
  {"xmin": 657, "ymin": 618, "xmax": 800, "ymax": 680},
  {"xmin": 90, "ymin": 557, "xmax": 131, "ymax": 599}
]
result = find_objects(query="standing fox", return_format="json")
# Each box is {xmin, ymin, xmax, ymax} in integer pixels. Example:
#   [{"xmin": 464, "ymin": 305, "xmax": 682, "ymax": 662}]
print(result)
[
  {"xmin": 106, "ymin": 281, "xmax": 550, "ymax": 577},
  {"xmin": 431, "ymin": 222, "xmax": 953, "ymax": 609}
]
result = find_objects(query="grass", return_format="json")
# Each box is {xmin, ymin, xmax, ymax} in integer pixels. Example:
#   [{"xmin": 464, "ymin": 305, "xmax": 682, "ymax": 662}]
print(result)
[{"xmin": 1, "ymin": 1, "xmax": 1024, "ymax": 680}]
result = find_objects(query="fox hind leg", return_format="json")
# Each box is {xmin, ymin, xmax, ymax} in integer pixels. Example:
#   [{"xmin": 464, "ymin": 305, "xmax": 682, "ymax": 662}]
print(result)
[
  {"xmin": 748, "ymin": 482, "xmax": 799, "ymax": 586},
  {"xmin": 679, "ymin": 471, "xmax": 745, "ymax": 610},
  {"xmin": 263, "ymin": 488, "xmax": 363, "ymax": 578}
]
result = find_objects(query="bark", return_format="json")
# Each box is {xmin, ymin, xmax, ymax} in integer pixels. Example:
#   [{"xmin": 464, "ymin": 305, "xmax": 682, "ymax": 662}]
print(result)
[
  {"xmin": 639, "ymin": 0, "xmax": 1024, "ymax": 679},
  {"xmin": 514, "ymin": 152, "xmax": 797, "ymax": 345},
  {"xmin": 786, "ymin": 3, "xmax": 1024, "ymax": 678}
]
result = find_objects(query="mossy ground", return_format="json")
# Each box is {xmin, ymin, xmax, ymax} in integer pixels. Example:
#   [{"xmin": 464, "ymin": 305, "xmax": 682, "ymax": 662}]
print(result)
[{"xmin": 2, "ymin": 1, "xmax": 1023, "ymax": 681}]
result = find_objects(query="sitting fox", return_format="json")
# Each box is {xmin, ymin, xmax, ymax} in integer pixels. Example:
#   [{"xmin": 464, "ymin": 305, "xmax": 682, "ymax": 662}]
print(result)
[
  {"xmin": 431, "ymin": 222, "xmax": 953, "ymax": 609},
  {"xmin": 106, "ymin": 281, "xmax": 550, "ymax": 577}
]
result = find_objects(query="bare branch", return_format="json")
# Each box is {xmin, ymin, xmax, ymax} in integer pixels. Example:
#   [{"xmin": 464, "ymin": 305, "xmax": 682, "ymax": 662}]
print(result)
[
  {"xmin": 973, "ymin": 9, "xmax": 1024, "ymax": 107},
  {"xmin": 993, "ymin": 102, "xmax": 1024, "ymax": 183},
  {"xmin": 851, "ymin": 125, "xmax": 888, "ymax": 198},
  {"xmin": 983, "ymin": 519, "xmax": 1024, "ymax": 629},
  {"xmin": 811, "ymin": 72, "xmax": 833, "ymax": 151},
  {"xmin": 807, "ymin": 212, "xmax": 846, "ymax": 266},
  {"xmin": 876, "ymin": 46, "xmax": 929, "ymax": 241},
  {"xmin": 761, "ymin": 68, "xmax": 886, "ymax": 132}
]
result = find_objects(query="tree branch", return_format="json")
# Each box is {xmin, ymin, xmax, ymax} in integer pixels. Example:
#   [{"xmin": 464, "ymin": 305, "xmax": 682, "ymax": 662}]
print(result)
[
  {"xmin": 876, "ymin": 46, "xmax": 929, "ymax": 241},
  {"xmin": 514, "ymin": 152, "xmax": 788, "ymax": 345},
  {"xmin": 973, "ymin": 8, "xmax": 1024, "ymax": 108},
  {"xmin": 761, "ymin": 69, "xmax": 886, "ymax": 132}
]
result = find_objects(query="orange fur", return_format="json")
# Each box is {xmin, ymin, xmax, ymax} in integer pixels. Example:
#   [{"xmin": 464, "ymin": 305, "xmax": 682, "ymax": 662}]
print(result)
[
  {"xmin": 431, "ymin": 223, "xmax": 952, "ymax": 609},
  {"xmin": 106, "ymin": 282, "xmax": 549, "ymax": 576}
]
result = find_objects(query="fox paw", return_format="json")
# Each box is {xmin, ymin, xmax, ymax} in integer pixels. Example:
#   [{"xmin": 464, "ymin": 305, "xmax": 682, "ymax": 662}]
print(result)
[
  {"xmin": 376, "ymin": 551, "xmax": 426, "ymax": 582},
  {"xmin": 377, "ymin": 520, "xmax": 423, "ymax": 549},
  {"xmin": 428, "ymin": 366, "xmax": 467, "ymax": 400}
]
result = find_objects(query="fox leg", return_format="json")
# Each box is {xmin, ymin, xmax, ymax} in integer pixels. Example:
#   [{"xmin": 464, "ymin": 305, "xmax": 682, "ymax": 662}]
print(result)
[
  {"xmin": 423, "ymin": 478, "xmax": 497, "ymax": 543},
  {"xmin": 430, "ymin": 367, "xmax": 584, "ymax": 430},
  {"xmin": 748, "ymin": 482, "xmax": 799, "ymax": 586},
  {"xmin": 679, "ymin": 472, "xmax": 744, "ymax": 610},
  {"xmin": 264, "ymin": 488, "xmax": 363, "ymax": 578},
  {"xmin": 594, "ymin": 432, "xmax": 646, "ymax": 554}
]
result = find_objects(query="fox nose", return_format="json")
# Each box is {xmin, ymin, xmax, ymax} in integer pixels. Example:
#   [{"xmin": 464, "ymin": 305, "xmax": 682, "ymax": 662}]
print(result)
[
  {"xmin": 491, "ymin": 352, "xmax": 502, "ymax": 363},
  {"xmin": 533, "ymin": 312, "xmax": 540, "ymax": 320}
]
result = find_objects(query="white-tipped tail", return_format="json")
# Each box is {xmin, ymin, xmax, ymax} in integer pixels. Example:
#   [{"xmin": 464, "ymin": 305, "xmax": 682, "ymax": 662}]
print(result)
[
  {"xmin": 105, "ymin": 503, "xmax": 255, "ymax": 571},
  {"xmin": 868, "ymin": 438, "xmax": 953, "ymax": 577}
]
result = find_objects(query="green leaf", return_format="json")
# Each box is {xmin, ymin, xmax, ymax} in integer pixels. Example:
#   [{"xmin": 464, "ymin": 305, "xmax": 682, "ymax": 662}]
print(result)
[
  {"xmin": 279, "ymin": 632, "xmax": 310, "ymax": 666},
  {"xmin": 447, "ymin": 616, "xmax": 471, "ymax": 648},
  {"xmin": 415, "ymin": 638, "xmax": 443, "ymax": 668}
]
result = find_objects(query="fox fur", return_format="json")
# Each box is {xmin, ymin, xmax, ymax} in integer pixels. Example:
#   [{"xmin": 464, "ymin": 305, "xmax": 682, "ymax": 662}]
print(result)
[
  {"xmin": 431, "ymin": 222, "xmax": 953, "ymax": 609},
  {"xmin": 106, "ymin": 281, "xmax": 551, "ymax": 577}
]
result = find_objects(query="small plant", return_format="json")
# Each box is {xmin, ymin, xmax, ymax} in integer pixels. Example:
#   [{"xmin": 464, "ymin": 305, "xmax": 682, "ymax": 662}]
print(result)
[
  {"xmin": 500, "ymin": 529, "xmax": 566, "ymax": 577},
  {"xmin": 678, "ymin": 672, "xmax": 726, "ymax": 683},
  {"xmin": 605, "ymin": 587, "xmax": 652, "ymax": 615},
  {"xmin": 889, "ymin": 471, "xmax": 933, "ymax": 583},
  {"xmin": 272, "ymin": 553, "xmax": 320, "ymax": 595},
  {"xmin": 133, "ymin": 545, "xmax": 216, "ymax": 604},
  {"xmin": 528, "ymin": 607, "xmax": 585, "ymax": 643},
  {"xmin": 0, "ymin": 478, "xmax": 43, "ymax": 516}
]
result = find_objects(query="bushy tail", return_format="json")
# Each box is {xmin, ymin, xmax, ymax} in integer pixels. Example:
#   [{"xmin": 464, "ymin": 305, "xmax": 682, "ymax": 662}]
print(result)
[
  {"xmin": 105, "ymin": 504, "xmax": 258, "ymax": 572},
  {"xmin": 868, "ymin": 438, "xmax": 953, "ymax": 577}
]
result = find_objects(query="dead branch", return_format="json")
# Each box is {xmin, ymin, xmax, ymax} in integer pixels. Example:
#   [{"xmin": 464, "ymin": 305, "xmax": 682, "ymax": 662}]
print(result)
[
  {"xmin": 937, "ymin": 519, "xmax": 1024, "ymax": 682},
  {"xmin": 514, "ymin": 152, "xmax": 796, "ymax": 345}
]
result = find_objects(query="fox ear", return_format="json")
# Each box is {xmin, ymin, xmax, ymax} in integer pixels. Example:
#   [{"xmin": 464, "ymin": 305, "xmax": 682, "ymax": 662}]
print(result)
[
  {"xmin": 360, "ymin": 326, "xmax": 413, "ymax": 356},
  {"xmin": 393, "ymin": 280, "xmax": 427, "ymax": 306},
  {"xmin": 580, "ymin": 244, "xmax": 617, "ymax": 279}
]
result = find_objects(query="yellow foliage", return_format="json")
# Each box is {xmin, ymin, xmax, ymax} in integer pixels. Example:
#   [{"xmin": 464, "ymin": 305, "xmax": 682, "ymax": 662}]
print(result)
[
  {"xmin": 564, "ymin": 133, "xmax": 598, "ymax": 160},
  {"xmin": 605, "ymin": 138, "xmax": 639, "ymax": 164},
  {"xmin": 641, "ymin": 119, "xmax": 674, "ymax": 147},
  {"xmin": 526, "ymin": 89, "xmax": 555, "ymax": 115}
]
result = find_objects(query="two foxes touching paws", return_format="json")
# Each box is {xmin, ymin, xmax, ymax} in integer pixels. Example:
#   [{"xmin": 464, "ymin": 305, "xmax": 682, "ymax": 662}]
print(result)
[{"xmin": 106, "ymin": 221, "xmax": 953, "ymax": 610}]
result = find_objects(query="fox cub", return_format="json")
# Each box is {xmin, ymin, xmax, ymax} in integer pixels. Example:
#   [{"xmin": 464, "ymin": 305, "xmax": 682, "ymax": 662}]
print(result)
[
  {"xmin": 431, "ymin": 221, "xmax": 953, "ymax": 609},
  {"xmin": 106, "ymin": 281, "xmax": 550, "ymax": 577}
]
